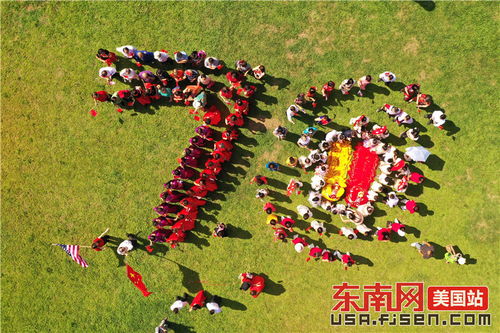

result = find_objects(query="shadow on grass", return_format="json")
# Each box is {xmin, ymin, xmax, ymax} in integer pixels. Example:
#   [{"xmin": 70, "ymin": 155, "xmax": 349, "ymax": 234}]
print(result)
[
  {"xmin": 169, "ymin": 260, "xmax": 204, "ymax": 294},
  {"xmin": 267, "ymin": 177, "xmax": 287, "ymax": 190},
  {"xmin": 428, "ymin": 242, "xmax": 446, "ymax": 259},
  {"xmin": 416, "ymin": 202, "xmax": 434, "ymax": 216},
  {"xmin": 279, "ymin": 165, "xmax": 301, "ymax": 177},
  {"xmin": 414, "ymin": 0, "xmax": 436, "ymax": 11},
  {"xmin": 454, "ymin": 245, "xmax": 477, "ymax": 265},
  {"xmin": 425, "ymin": 154, "xmax": 445, "ymax": 171},
  {"xmin": 261, "ymin": 74, "xmax": 291, "ymax": 90},
  {"xmin": 352, "ymin": 254, "xmax": 374, "ymax": 267},
  {"xmin": 259, "ymin": 273, "xmax": 286, "ymax": 296},
  {"xmin": 222, "ymin": 297, "xmax": 247, "ymax": 311},
  {"xmin": 229, "ymin": 225, "xmax": 253, "ymax": 239},
  {"xmin": 168, "ymin": 322, "xmax": 196, "ymax": 333}
]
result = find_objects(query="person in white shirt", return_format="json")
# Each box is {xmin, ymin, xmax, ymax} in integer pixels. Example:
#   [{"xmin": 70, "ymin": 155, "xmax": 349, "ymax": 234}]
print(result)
[
  {"xmin": 384, "ymin": 191, "xmax": 400, "ymax": 208},
  {"xmin": 373, "ymin": 142, "xmax": 390, "ymax": 155},
  {"xmin": 315, "ymin": 164, "xmax": 328, "ymax": 177},
  {"xmin": 378, "ymin": 174, "xmax": 394, "ymax": 186},
  {"xmin": 426, "ymin": 110, "xmax": 447, "ymax": 128},
  {"xmin": 298, "ymin": 156, "xmax": 313, "ymax": 170},
  {"xmin": 379, "ymin": 162, "xmax": 392, "ymax": 175},
  {"xmin": 206, "ymin": 295, "xmax": 222, "ymax": 315},
  {"xmin": 321, "ymin": 199, "xmax": 335, "ymax": 212},
  {"xmin": 357, "ymin": 203, "xmax": 374, "ymax": 217},
  {"xmin": 116, "ymin": 45, "xmax": 136, "ymax": 58},
  {"xmin": 252, "ymin": 65, "xmax": 266, "ymax": 79},
  {"xmin": 339, "ymin": 78, "xmax": 355, "ymax": 95},
  {"xmin": 340, "ymin": 226, "xmax": 357, "ymax": 240},
  {"xmin": 170, "ymin": 293, "xmax": 189, "ymax": 314},
  {"xmin": 154, "ymin": 51, "xmax": 170, "ymax": 63},
  {"xmin": 325, "ymin": 130, "xmax": 342, "ymax": 143},
  {"xmin": 394, "ymin": 112, "xmax": 414, "ymax": 126},
  {"xmin": 378, "ymin": 71, "xmax": 396, "ymax": 83},
  {"xmin": 117, "ymin": 234, "xmax": 137, "ymax": 255},
  {"xmin": 370, "ymin": 181, "xmax": 384, "ymax": 193},
  {"xmin": 286, "ymin": 104, "xmax": 304, "ymax": 124},
  {"xmin": 308, "ymin": 191, "xmax": 322, "ymax": 207},
  {"xmin": 297, "ymin": 134, "xmax": 311, "ymax": 149},
  {"xmin": 306, "ymin": 220, "xmax": 325, "ymax": 235},
  {"xmin": 366, "ymin": 190, "xmax": 379, "ymax": 202},
  {"xmin": 297, "ymin": 205, "xmax": 313, "ymax": 220},
  {"xmin": 356, "ymin": 223, "xmax": 372, "ymax": 236},
  {"xmin": 378, "ymin": 104, "xmax": 402, "ymax": 117},
  {"xmin": 331, "ymin": 203, "xmax": 346, "ymax": 215},
  {"xmin": 308, "ymin": 149, "xmax": 322, "ymax": 163},
  {"xmin": 371, "ymin": 124, "xmax": 390, "ymax": 139},
  {"xmin": 99, "ymin": 67, "xmax": 116, "ymax": 85},
  {"xmin": 310, "ymin": 174, "xmax": 325, "ymax": 191},
  {"xmin": 204, "ymin": 56, "xmax": 221, "ymax": 70},
  {"xmin": 119, "ymin": 68, "xmax": 138, "ymax": 82}
]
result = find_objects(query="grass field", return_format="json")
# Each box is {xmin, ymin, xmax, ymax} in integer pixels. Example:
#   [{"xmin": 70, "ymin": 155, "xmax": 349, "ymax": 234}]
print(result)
[{"xmin": 1, "ymin": 1, "xmax": 499, "ymax": 332}]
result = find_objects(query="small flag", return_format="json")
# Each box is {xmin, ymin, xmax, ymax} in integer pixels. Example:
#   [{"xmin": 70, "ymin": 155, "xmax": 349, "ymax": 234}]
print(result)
[
  {"xmin": 55, "ymin": 244, "xmax": 89, "ymax": 268},
  {"xmin": 126, "ymin": 264, "xmax": 153, "ymax": 297},
  {"xmin": 89, "ymin": 109, "xmax": 98, "ymax": 117},
  {"xmin": 116, "ymin": 108, "xmax": 123, "ymax": 113}
]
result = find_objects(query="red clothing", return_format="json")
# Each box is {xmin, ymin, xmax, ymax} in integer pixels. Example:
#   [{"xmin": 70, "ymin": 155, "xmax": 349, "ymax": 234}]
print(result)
[
  {"xmin": 226, "ymin": 72, "xmax": 244, "ymax": 84},
  {"xmin": 405, "ymin": 200, "xmax": 417, "ymax": 213},
  {"xmin": 178, "ymin": 207, "xmax": 198, "ymax": 221},
  {"xmin": 222, "ymin": 129, "xmax": 239, "ymax": 141},
  {"xmin": 390, "ymin": 223, "xmax": 405, "ymax": 233},
  {"xmin": 409, "ymin": 172, "xmax": 425, "ymax": 183},
  {"xmin": 191, "ymin": 290, "xmax": 206, "ymax": 307},
  {"xmin": 263, "ymin": 202, "xmax": 276, "ymax": 213},
  {"xmin": 215, "ymin": 140, "xmax": 233, "ymax": 152},
  {"xmin": 280, "ymin": 217, "xmax": 295, "ymax": 228},
  {"xmin": 309, "ymin": 247, "xmax": 322, "ymax": 257},
  {"xmin": 240, "ymin": 272, "xmax": 253, "ymax": 284},
  {"xmin": 292, "ymin": 237, "xmax": 308, "ymax": 247},
  {"xmin": 103, "ymin": 52, "xmax": 117, "ymax": 66},
  {"xmin": 212, "ymin": 149, "xmax": 231, "ymax": 163},
  {"xmin": 220, "ymin": 88, "xmax": 233, "ymax": 99},
  {"xmin": 93, "ymin": 91, "xmax": 109, "ymax": 102},
  {"xmin": 322, "ymin": 83, "xmax": 335, "ymax": 93},
  {"xmin": 135, "ymin": 95, "xmax": 151, "ymax": 105},
  {"xmin": 181, "ymin": 197, "xmax": 206, "ymax": 208},
  {"xmin": 203, "ymin": 105, "xmax": 222, "ymax": 126},
  {"xmin": 322, "ymin": 251, "xmax": 335, "ymax": 262},
  {"xmin": 205, "ymin": 159, "xmax": 222, "ymax": 175},
  {"xmin": 341, "ymin": 254, "xmax": 354, "ymax": 265},
  {"xmin": 172, "ymin": 218, "xmax": 196, "ymax": 232},
  {"xmin": 92, "ymin": 237, "xmax": 106, "ymax": 251},
  {"xmin": 237, "ymin": 86, "xmax": 256, "ymax": 98},
  {"xmin": 274, "ymin": 227, "xmax": 288, "ymax": 239},
  {"xmin": 377, "ymin": 228, "xmax": 391, "ymax": 241},
  {"xmin": 234, "ymin": 100, "xmax": 250, "ymax": 115},
  {"xmin": 250, "ymin": 275, "xmax": 265, "ymax": 298},
  {"xmin": 225, "ymin": 113, "xmax": 244, "ymax": 127}
]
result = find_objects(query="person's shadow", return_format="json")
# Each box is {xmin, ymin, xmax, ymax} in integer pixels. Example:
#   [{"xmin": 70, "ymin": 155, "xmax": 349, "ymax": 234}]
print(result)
[
  {"xmin": 259, "ymin": 273, "xmax": 286, "ymax": 296},
  {"xmin": 229, "ymin": 225, "xmax": 253, "ymax": 239},
  {"xmin": 222, "ymin": 297, "xmax": 247, "ymax": 311},
  {"xmin": 167, "ymin": 321, "xmax": 197, "ymax": 333},
  {"xmin": 352, "ymin": 254, "xmax": 374, "ymax": 267},
  {"xmin": 169, "ymin": 260, "xmax": 204, "ymax": 294},
  {"xmin": 429, "ymin": 242, "xmax": 446, "ymax": 259},
  {"xmin": 414, "ymin": 0, "xmax": 436, "ymax": 11},
  {"xmin": 454, "ymin": 245, "xmax": 477, "ymax": 265}
]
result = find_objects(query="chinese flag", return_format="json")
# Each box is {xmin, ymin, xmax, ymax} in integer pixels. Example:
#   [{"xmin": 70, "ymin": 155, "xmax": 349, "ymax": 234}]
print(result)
[{"xmin": 126, "ymin": 264, "xmax": 153, "ymax": 297}]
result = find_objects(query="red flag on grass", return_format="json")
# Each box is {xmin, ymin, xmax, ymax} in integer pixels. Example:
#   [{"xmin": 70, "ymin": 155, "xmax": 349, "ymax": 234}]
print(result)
[
  {"xmin": 89, "ymin": 109, "xmax": 98, "ymax": 117},
  {"xmin": 126, "ymin": 264, "xmax": 153, "ymax": 297}
]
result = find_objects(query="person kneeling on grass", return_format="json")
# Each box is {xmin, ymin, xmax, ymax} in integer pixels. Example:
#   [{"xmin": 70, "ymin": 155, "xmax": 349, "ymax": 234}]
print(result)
[{"xmin": 250, "ymin": 275, "xmax": 266, "ymax": 298}]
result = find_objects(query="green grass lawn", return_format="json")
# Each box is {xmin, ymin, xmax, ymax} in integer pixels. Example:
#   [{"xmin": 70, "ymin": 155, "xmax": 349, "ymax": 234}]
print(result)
[{"xmin": 1, "ymin": 1, "xmax": 499, "ymax": 332}]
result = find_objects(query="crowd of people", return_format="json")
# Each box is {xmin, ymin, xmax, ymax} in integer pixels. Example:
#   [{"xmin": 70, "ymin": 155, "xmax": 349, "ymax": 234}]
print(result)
[{"xmin": 251, "ymin": 71, "xmax": 463, "ymax": 267}]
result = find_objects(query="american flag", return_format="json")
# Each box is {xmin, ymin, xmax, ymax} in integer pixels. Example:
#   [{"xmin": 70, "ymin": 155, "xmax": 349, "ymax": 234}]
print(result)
[{"xmin": 55, "ymin": 244, "xmax": 89, "ymax": 268}]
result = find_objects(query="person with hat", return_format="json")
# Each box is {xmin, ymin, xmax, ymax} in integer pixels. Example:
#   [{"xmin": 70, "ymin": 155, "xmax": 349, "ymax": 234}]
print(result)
[{"xmin": 292, "ymin": 235, "xmax": 308, "ymax": 253}]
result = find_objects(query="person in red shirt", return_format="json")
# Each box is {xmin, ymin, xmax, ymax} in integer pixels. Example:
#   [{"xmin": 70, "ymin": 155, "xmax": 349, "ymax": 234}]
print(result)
[
  {"xmin": 273, "ymin": 227, "xmax": 288, "ymax": 242},
  {"xmin": 203, "ymin": 105, "xmax": 222, "ymax": 126},
  {"xmin": 263, "ymin": 202, "xmax": 276, "ymax": 214},
  {"xmin": 148, "ymin": 228, "xmax": 173, "ymax": 245},
  {"xmin": 234, "ymin": 99, "xmax": 250, "ymax": 115},
  {"xmin": 96, "ymin": 49, "xmax": 117, "ymax": 66},
  {"xmin": 152, "ymin": 216, "xmax": 176, "ymax": 228},
  {"xmin": 279, "ymin": 216, "xmax": 296, "ymax": 232},
  {"xmin": 321, "ymin": 250, "xmax": 336, "ymax": 262},
  {"xmin": 167, "ymin": 230, "xmax": 186, "ymax": 248},
  {"xmin": 189, "ymin": 290, "xmax": 206, "ymax": 311},
  {"xmin": 226, "ymin": 70, "xmax": 244, "ymax": 89},
  {"xmin": 171, "ymin": 218, "xmax": 196, "ymax": 232},
  {"xmin": 250, "ymin": 275, "xmax": 265, "ymax": 298},
  {"xmin": 177, "ymin": 206, "xmax": 199, "ymax": 221},
  {"xmin": 211, "ymin": 149, "xmax": 231, "ymax": 163},
  {"xmin": 250, "ymin": 175, "xmax": 268, "ymax": 186},
  {"xmin": 409, "ymin": 172, "xmax": 425, "ymax": 184},
  {"xmin": 215, "ymin": 139, "xmax": 233, "ymax": 152},
  {"xmin": 237, "ymin": 84, "xmax": 256, "ymax": 98},
  {"xmin": 219, "ymin": 86, "xmax": 234, "ymax": 104},
  {"xmin": 205, "ymin": 159, "xmax": 222, "ymax": 175},
  {"xmin": 222, "ymin": 127, "xmax": 239, "ymax": 141},
  {"xmin": 91, "ymin": 228, "xmax": 110, "ymax": 251},
  {"xmin": 388, "ymin": 218, "xmax": 406, "ymax": 237},
  {"xmin": 170, "ymin": 68, "xmax": 185, "ymax": 84},
  {"xmin": 306, "ymin": 244, "xmax": 323, "ymax": 262},
  {"xmin": 239, "ymin": 272, "xmax": 254, "ymax": 291},
  {"xmin": 305, "ymin": 86, "xmax": 318, "ymax": 108},
  {"xmin": 336, "ymin": 251, "xmax": 356, "ymax": 270},
  {"xmin": 225, "ymin": 113, "xmax": 244, "ymax": 127},
  {"xmin": 321, "ymin": 81, "xmax": 335, "ymax": 101},
  {"xmin": 376, "ymin": 227, "xmax": 392, "ymax": 241},
  {"xmin": 400, "ymin": 199, "xmax": 419, "ymax": 213},
  {"xmin": 180, "ymin": 197, "xmax": 206, "ymax": 209},
  {"xmin": 132, "ymin": 87, "xmax": 151, "ymax": 106},
  {"xmin": 401, "ymin": 83, "xmax": 420, "ymax": 102},
  {"xmin": 92, "ymin": 91, "xmax": 111, "ymax": 103}
]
